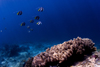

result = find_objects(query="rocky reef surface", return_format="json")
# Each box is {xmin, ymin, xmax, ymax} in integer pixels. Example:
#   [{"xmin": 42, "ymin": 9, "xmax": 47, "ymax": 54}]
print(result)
[
  {"xmin": 24, "ymin": 37, "xmax": 98, "ymax": 67},
  {"xmin": 70, "ymin": 51, "xmax": 100, "ymax": 67},
  {"xmin": 1, "ymin": 37, "xmax": 100, "ymax": 67}
]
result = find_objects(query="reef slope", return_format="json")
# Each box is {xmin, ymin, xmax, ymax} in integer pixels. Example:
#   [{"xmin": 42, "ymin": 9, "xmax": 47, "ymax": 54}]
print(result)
[{"xmin": 24, "ymin": 37, "xmax": 96, "ymax": 67}]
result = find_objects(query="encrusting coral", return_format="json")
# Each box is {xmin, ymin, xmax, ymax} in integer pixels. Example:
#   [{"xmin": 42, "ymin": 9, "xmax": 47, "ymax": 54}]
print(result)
[{"xmin": 24, "ymin": 37, "xmax": 96, "ymax": 67}]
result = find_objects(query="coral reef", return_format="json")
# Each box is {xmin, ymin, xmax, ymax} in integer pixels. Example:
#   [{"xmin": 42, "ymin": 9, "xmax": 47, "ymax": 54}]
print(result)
[
  {"xmin": 24, "ymin": 37, "xmax": 96, "ymax": 67},
  {"xmin": 70, "ymin": 51, "xmax": 100, "ymax": 67}
]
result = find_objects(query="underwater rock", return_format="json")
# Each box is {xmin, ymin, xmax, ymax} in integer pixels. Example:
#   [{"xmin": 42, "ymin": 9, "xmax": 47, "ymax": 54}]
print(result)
[
  {"xmin": 24, "ymin": 37, "xmax": 96, "ymax": 67},
  {"xmin": 95, "ymin": 57, "xmax": 100, "ymax": 65},
  {"xmin": 70, "ymin": 51, "xmax": 100, "ymax": 67}
]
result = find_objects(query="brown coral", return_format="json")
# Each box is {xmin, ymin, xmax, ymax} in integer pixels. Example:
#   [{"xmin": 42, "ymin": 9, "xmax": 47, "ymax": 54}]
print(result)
[{"xmin": 24, "ymin": 37, "xmax": 96, "ymax": 67}]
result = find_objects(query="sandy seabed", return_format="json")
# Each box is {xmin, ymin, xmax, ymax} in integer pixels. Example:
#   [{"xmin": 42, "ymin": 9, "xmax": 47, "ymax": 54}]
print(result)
[{"xmin": 0, "ymin": 42, "xmax": 55, "ymax": 67}]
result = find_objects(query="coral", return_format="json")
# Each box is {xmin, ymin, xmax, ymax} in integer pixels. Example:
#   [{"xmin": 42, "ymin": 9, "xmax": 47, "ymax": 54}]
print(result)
[
  {"xmin": 24, "ymin": 58, "xmax": 33, "ymax": 67},
  {"xmin": 24, "ymin": 37, "xmax": 96, "ymax": 67},
  {"xmin": 70, "ymin": 51, "xmax": 100, "ymax": 67}
]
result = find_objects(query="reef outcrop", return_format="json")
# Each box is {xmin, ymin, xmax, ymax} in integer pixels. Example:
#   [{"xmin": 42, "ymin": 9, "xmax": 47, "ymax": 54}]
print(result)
[{"xmin": 24, "ymin": 37, "xmax": 96, "ymax": 67}]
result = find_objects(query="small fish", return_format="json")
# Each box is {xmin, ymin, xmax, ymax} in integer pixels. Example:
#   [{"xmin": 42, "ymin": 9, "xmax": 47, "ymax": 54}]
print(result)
[
  {"xmin": 0, "ymin": 30, "xmax": 2, "ymax": 32},
  {"xmin": 36, "ymin": 21, "xmax": 42, "ymax": 25},
  {"xmin": 21, "ymin": 22, "xmax": 25, "ymax": 26},
  {"xmin": 30, "ymin": 28, "xmax": 33, "ymax": 31},
  {"xmin": 34, "ymin": 16, "xmax": 40, "ymax": 20},
  {"xmin": 30, "ymin": 20, "xmax": 34, "ymax": 23},
  {"xmin": 38, "ymin": 7, "xmax": 44, "ymax": 12},
  {"xmin": 17, "ymin": 11, "xmax": 22, "ymax": 15},
  {"xmin": 28, "ymin": 30, "xmax": 31, "ymax": 33},
  {"xmin": 27, "ymin": 26, "xmax": 30, "ymax": 29}
]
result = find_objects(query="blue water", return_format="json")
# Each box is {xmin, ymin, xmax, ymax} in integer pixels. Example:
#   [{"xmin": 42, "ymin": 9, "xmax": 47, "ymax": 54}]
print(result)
[
  {"xmin": 0, "ymin": 0, "xmax": 100, "ymax": 66},
  {"xmin": 0, "ymin": 0, "xmax": 100, "ymax": 52}
]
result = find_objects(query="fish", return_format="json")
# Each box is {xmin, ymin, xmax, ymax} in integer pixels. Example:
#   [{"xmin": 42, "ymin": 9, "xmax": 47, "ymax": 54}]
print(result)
[
  {"xmin": 36, "ymin": 21, "xmax": 42, "ymax": 25},
  {"xmin": 0, "ymin": 30, "xmax": 2, "ymax": 32},
  {"xmin": 27, "ymin": 26, "xmax": 30, "ymax": 29},
  {"xmin": 21, "ymin": 22, "xmax": 25, "ymax": 26},
  {"xmin": 17, "ymin": 11, "xmax": 22, "ymax": 15},
  {"xmin": 30, "ymin": 20, "xmax": 34, "ymax": 23},
  {"xmin": 34, "ymin": 16, "xmax": 40, "ymax": 20},
  {"xmin": 38, "ymin": 7, "xmax": 44, "ymax": 12},
  {"xmin": 30, "ymin": 28, "xmax": 33, "ymax": 31}
]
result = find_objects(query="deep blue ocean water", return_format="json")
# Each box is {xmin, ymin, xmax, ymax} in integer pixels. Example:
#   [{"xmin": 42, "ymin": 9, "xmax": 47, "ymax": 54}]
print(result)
[
  {"xmin": 0, "ymin": 0, "xmax": 100, "ymax": 66},
  {"xmin": 0, "ymin": 0, "xmax": 100, "ymax": 54}
]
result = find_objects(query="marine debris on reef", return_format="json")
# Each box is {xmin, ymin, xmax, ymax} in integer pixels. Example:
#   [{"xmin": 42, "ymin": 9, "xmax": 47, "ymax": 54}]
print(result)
[{"xmin": 24, "ymin": 37, "xmax": 97, "ymax": 67}]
